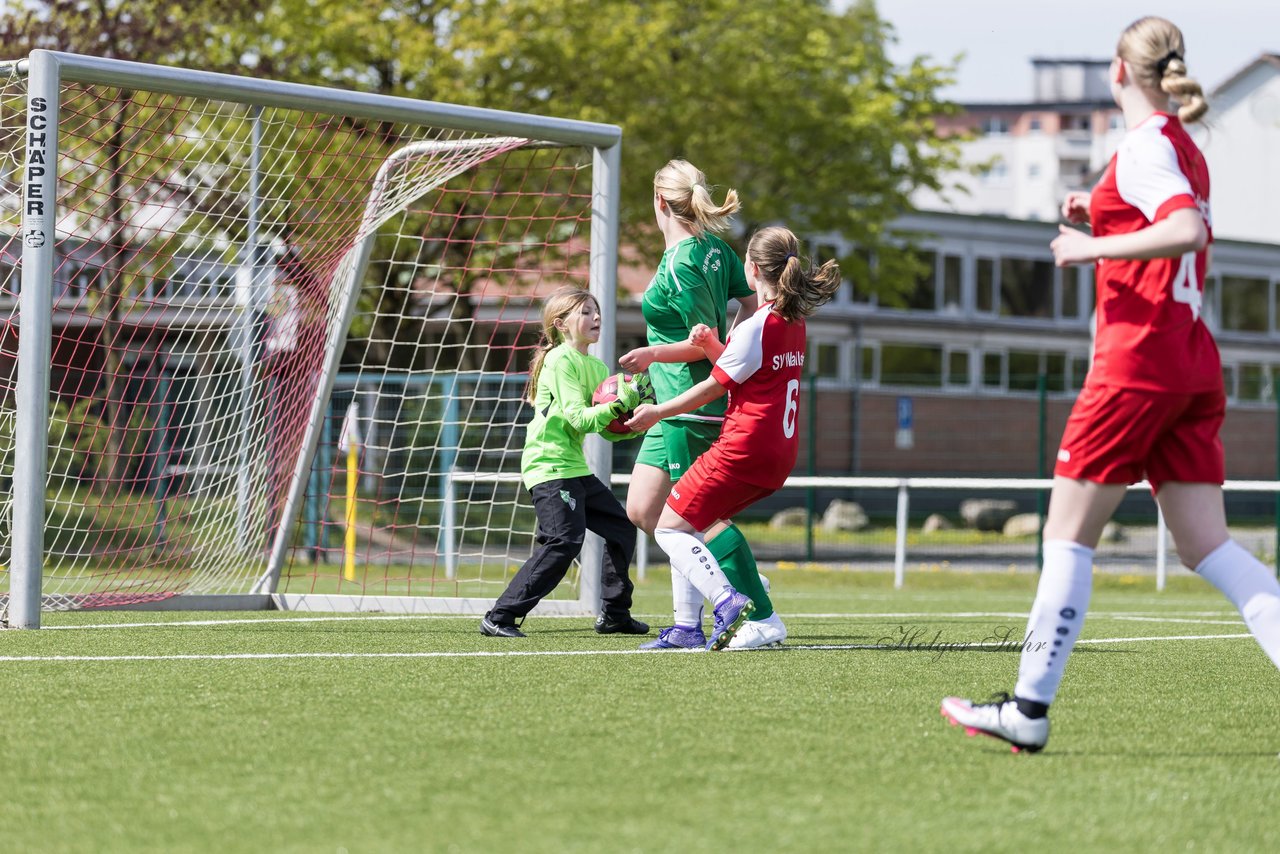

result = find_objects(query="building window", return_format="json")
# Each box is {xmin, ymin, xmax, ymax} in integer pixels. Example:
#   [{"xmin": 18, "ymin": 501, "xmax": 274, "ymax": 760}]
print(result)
[
  {"xmin": 880, "ymin": 343, "xmax": 943, "ymax": 387},
  {"xmin": 946, "ymin": 349, "xmax": 971, "ymax": 387},
  {"xmin": 942, "ymin": 255, "xmax": 963, "ymax": 313},
  {"xmin": 1028, "ymin": 163, "xmax": 1041, "ymax": 178},
  {"xmin": 978, "ymin": 350, "xmax": 1072, "ymax": 394},
  {"xmin": 981, "ymin": 117, "xmax": 1010, "ymax": 135},
  {"xmin": 981, "ymin": 351, "xmax": 1004, "ymax": 389},
  {"xmin": 976, "ymin": 258, "xmax": 996, "ymax": 313},
  {"xmin": 1238, "ymin": 364, "xmax": 1276, "ymax": 403},
  {"xmin": 1222, "ymin": 364, "xmax": 1237, "ymax": 400},
  {"xmin": 1070, "ymin": 355, "xmax": 1090, "ymax": 390},
  {"xmin": 64, "ymin": 265, "xmax": 103, "ymax": 299},
  {"xmin": 1028, "ymin": 118, "xmax": 1043, "ymax": 133},
  {"xmin": 848, "ymin": 246, "xmax": 875, "ymax": 303},
  {"xmin": 906, "ymin": 250, "xmax": 938, "ymax": 311},
  {"xmin": 1201, "ymin": 274, "xmax": 1220, "ymax": 330},
  {"xmin": 809, "ymin": 341, "xmax": 841, "ymax": 379},
  {"xmin": 1007, "ymin": 350, "xmax": 1041, "ymax": 391},
  {"xmin": 856, "ymin": 345, "xmax": 877, "ymax": 383},
  {"xmin": 1060, "ymin": 265, "xmax": 1082, "ymax": 319},
  {"xmin": 1219, "ymin": 275, "xmax": 1269, "ymax": 333},
  {"xmin": 1000, "ymin": 257, "xmax": 1054, "ymax": 318}
]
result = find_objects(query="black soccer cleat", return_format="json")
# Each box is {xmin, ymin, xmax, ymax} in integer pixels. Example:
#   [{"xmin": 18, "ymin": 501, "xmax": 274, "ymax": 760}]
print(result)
[
  {"xmin": 594, "ymin": 614, "xmax": 650, "ymax": 635},
  {"xmin": 480, "ymin": 616, "xmax": 526, "ymax": 638}
]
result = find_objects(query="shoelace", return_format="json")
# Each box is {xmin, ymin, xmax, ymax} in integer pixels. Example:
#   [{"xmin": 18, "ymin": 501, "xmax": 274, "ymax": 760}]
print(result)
[{"xmin": 977, "ymin": 691, "xmax": 1014, "ymax": 709}]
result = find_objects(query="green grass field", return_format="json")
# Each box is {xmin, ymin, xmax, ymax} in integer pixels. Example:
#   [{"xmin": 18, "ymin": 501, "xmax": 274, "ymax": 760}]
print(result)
[{"xmin": 1, "ymin": 569, "xmax": 1277, "ymax": 853}]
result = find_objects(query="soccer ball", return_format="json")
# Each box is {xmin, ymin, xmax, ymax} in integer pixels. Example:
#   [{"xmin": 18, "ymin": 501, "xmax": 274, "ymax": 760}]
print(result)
[{"xmin": 593, "ymin": 372, "xmax": 655, "ymax": 434}]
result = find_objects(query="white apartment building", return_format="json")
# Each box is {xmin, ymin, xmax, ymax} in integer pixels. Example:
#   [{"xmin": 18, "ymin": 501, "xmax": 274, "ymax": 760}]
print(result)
[
  {"xmin": 915, "ymin": 54, "xmax": 1280, "ymax": 244},
  {"xmin": 912, "ymin": 59, "xmax": 1124, "ymax": 222}
]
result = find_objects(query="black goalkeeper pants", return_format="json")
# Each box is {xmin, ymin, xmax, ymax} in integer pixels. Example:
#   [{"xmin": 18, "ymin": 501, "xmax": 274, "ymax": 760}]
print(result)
[{"xmin": 487, "ymin": 475, "xmax": 637, "ymax": 625}]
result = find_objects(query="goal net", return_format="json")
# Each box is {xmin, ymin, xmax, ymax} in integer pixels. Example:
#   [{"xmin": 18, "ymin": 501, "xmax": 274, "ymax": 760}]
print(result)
[{"xmin": 0, "ymin": 52, "xmax": 620, "ymax": 624}]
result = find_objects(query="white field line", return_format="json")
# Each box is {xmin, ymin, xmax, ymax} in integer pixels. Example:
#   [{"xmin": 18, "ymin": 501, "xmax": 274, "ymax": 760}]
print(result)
[
  {"xmin": 35, "ymin": 610, "xmax": 1240, "ymax": 632},
  {"xmin": 0, "ymin": 632, "xmax": 1253, "ymax": 664}
]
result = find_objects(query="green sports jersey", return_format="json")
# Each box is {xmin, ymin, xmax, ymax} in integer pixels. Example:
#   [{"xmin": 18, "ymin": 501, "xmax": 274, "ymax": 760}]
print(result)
[
  {"xmin": 642, "ymin": 233, "xmax": 751, "ymax": 420},
  {"xmin": 520, "ymin": 344, "xmax": 629, "ymax": 489}
]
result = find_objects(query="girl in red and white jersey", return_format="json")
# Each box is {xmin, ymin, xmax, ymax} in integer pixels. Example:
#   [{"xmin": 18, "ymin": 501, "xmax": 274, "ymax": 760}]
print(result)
[
  {"xmin": 625, "ymin": 226, "xmax": 841, "ymax": 650},
  {"xmin": 943, "ymin": 17, "xmax": 1280, "ymax": 753}
]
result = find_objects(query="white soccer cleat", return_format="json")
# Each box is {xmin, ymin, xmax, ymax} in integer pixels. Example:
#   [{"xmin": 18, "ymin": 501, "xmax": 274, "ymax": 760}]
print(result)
[
  {"xmin": 940, "ymin": 694, "xmax": 1049, "ymax": 754},
  {"xmin": 726, "ymin": 612, "xmax": 786, "ymax": 649}
]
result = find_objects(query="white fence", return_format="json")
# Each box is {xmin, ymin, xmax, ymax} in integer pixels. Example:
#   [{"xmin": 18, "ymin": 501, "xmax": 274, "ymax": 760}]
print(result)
[{"xmin": 617, "ymin": 475, "xmax": 1280, "ymax": 591}]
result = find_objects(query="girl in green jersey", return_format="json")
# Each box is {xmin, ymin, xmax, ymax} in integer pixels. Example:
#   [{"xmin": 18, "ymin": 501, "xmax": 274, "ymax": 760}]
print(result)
[
  {"xmin": 481, "ymin": 286, "xmax": 650, "ymax": 638},
  {"xmin": 619, "ymin": 159, "xmax": 781, "ymax": 650}
]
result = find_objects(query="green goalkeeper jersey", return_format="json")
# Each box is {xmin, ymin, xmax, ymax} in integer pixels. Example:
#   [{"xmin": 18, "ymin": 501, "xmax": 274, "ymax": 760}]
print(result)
[
  {"xmin": 642, "ymin": 233, "xmax": 752, "ymax": 421},
  {"xmin": 521, "ymin": 344, "xmax": 629, "ymax": 489}
]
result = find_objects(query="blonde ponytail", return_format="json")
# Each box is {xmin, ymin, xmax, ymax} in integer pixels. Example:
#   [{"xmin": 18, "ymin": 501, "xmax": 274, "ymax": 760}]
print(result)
[
  {"xmin": 1117, "ymin": 16, "xmax": 1209, "ymax": 124},
  {"xmin": 1160, "ymin": 56, "xmax": 1208, "ymax": 124},
  {"xmin": 654, "ymin": 159, "xmax": 739, "ymax": 237}
]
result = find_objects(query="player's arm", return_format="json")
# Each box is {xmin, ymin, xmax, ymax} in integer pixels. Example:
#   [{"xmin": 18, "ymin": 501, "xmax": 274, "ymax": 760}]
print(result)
[
  {"xmin": 619, "ymin": 341, "xmax": 706, "ymax": 372},
  {"xmin": 544, "ymin": 357, "xmax": 619, "ymax": 434},
  {"xmin": 1050, "ymin": 208, "xmax": 1207, "ymax": 266},
  {"xmin": 688, "ymin": 323, "xmax": 725, "ymax": 363},
  {"xmin": 624, "ymin": 376, "xmax": 724, "ymax": 433}
]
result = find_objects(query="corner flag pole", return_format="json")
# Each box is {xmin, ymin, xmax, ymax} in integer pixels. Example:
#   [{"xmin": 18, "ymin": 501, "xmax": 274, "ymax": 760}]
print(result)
[{"xmin": 338, "ymin": 402, "xmax": 362, "ymax": 582}]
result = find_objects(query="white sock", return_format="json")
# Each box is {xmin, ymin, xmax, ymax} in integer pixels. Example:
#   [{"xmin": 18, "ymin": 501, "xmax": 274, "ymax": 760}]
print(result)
[
  {"xmin": 654, "ymin": 528, "xmax": 733, "ymax": 605},
  {"xmin": 671, "ymin": 572, "xmax": 704, "ymax": 628},
  {"xmin": 1196, "ymin": 540, "xmax": 1280, "ymax": 670},
  {"xmin": 1013, "ymin": 540, "xmax": 1094, "ymax": 705}
]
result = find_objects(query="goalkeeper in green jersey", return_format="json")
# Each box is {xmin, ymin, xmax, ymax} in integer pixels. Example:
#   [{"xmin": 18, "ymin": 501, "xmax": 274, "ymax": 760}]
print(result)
[
  {"xmin": 481, "ymin": 286, "xmax": 652, "ymax": 639},
  {"xmin": 617, "ymin": 159, "xmax": 781, "ymax": 651}
]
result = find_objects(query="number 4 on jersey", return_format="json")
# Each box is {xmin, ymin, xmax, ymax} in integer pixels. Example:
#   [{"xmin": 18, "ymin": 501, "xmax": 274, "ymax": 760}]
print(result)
[{"xmin": 1171, "ymin": 250, "xmax": 1202, "ymax": 321}]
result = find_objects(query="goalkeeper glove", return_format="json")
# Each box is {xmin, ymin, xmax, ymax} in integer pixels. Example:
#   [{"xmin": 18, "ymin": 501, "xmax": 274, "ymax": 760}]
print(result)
[{"xmin": 610, "ymin": 372, "xmax": 651, "ymax": 414}]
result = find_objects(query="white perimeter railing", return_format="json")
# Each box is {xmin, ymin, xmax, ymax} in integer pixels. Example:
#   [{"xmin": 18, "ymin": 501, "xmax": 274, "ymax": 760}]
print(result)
[{"xmin": 444, "ymin": 474, "xmax": 1280, "ymax": 592}]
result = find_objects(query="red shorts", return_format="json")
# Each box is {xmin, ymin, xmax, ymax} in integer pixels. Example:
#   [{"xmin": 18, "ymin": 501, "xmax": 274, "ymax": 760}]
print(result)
[
  {"xmin": 1055, "ymin": 385, "xmax": 1224, "ymax": 492},
  {"xmin": 665, "ymin": 450, "xmax": 778, "ymax": 531}
]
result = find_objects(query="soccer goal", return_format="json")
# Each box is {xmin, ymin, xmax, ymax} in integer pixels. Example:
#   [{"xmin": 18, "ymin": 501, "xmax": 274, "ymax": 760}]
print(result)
[{"xmin": 0, "ymin": 51, "xmax": 621, "ymax": 627}]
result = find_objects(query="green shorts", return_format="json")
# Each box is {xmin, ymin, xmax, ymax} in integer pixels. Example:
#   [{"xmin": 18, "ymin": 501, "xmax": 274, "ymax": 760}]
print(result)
[{"xmin": 634, "ymin": 419, "xmax": 721, "ymax": 482}]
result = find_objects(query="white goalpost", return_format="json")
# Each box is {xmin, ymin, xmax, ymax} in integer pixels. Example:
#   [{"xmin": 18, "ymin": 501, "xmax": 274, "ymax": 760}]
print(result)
[{"xmin": 0, "ymin": 50, "xmax": 622, "ymax": 627}]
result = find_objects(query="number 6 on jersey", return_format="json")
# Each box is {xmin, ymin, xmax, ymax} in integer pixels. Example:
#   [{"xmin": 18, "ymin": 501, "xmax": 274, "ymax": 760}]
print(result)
[{"xmin": 782, "ymin": 378, "xmax": 799, "ymax": 439}]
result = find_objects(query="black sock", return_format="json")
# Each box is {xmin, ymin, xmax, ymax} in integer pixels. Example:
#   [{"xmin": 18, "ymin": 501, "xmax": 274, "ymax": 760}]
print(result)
[{"xmin": 1015, "ymin": 696, "xmax": 1049, "ymax": 719}]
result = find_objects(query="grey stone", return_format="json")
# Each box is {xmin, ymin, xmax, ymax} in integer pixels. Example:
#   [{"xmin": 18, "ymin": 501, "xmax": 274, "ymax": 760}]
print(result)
[
  {"xmin": 922, "ymin": 513, "xmax": 953, "ymax": 533},
  {"xmin": 768, "ymin": 507, "xmax": 809, "ymax": 529},
  {"xmin": 821, "ymin": 500, "xmax": 868, "ymax": 532},
  {"xmin": 1002, "ymin": 512, "xmax": 1043, "ymax": 538},
  {"xmin": 959, "ymin": 498, "xmax": 1018, "ymax": 532}
]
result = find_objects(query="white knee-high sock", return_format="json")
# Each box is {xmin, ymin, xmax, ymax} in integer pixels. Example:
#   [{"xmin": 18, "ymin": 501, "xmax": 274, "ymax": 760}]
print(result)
[
  {"xmin": 1196, "ymin": 540, "xmax": 1280, "ymax": 670},
  {"xmin": 671, "ymin": 571, "xmax": 704, "ymax": 628},
  {"xmin": 1014, "ymin": 540, "xmax": 1095, "ymax": 705},
  {"xmin": 654, "ymin": 528, "xmax": 733, "ymax": 605}
]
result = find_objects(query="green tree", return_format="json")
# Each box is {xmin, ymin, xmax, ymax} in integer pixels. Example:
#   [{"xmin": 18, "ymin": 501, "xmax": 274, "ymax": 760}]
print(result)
[{"xmin": 213, "ymin": 0, "xmax": 960, "ymax": 283}]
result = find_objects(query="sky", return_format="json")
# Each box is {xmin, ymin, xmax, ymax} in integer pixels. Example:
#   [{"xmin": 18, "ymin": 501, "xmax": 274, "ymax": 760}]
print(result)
[{"xmin": 871, "ymin": 0, "xmax": 1280, "ymax": 102}]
